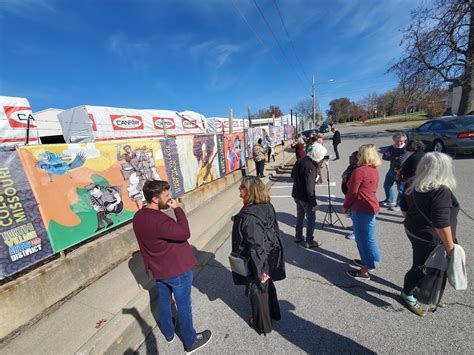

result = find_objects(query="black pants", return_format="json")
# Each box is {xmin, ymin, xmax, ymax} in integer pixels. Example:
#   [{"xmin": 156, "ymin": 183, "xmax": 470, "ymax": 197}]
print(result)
[
  {"xmin": 249, "ymin": 280, "xmax": 280, "ymax": 335},
  {"xmin": 333, "ymin": 143, "xmax": 340, "ymax": 160},
  {"xmin": 256, "ymin": 160, "xmax": 265, "ymax": 177},
  {"xmin": 403, "ymin": 236, "xmax": 445, "ymax": 294}
]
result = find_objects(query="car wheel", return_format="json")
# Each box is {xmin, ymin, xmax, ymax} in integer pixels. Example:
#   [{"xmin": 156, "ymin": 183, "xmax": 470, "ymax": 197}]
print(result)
[{"xmin": 433, "ymin": 140, "xmax": 445, "ymax": 153}]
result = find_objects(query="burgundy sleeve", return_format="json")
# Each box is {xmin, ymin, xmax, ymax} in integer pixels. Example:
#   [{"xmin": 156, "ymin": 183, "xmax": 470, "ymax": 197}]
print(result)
[
  {"xmin": 158, "ymin": 207, "xmax": 191, "ymax": 241},
  {"xmin": 343, "ymin": 168, "xmax": 362, "ymax": 209}
]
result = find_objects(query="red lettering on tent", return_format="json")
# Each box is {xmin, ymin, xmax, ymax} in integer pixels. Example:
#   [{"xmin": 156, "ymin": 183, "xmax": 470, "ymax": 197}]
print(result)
[
  {"xmin": 110, "ymin": 115, "xmax": 144, "ymax": 130},
  {"xmin": 3, "ymin": 106, "xmax": 37, "ymax": 129}
]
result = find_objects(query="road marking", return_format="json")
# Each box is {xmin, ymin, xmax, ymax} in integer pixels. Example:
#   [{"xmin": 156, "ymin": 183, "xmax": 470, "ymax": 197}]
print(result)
[
  {"xmin": 271, "ymin": 194, "xmax": 337, "ymax": 199},
  {"xmin": 272, "ymin": 182, "xmax": 336, "ymax": 189}
]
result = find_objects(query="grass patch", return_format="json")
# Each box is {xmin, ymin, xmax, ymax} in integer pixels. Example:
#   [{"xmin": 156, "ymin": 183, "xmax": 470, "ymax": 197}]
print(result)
[
  {"xmin": 337, "ymin": 112, "xmax": 429, "ymax": 126},
  {"xmin": 404, "ymin": 120, "xmax": 428, "ymax": 129}
]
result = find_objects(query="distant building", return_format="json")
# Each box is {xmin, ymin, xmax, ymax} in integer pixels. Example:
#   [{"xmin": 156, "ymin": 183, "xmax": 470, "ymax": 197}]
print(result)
[
  {"xmin": 33, "ymin": 108, "xmax": 65, "ymax": 143},
  {"xmin": 447, "ymin": 83, "xmax": 462, "ymax": 115}
]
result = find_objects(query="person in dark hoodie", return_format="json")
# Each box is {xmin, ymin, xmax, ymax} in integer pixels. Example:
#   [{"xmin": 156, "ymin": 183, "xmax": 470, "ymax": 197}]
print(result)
[
  {"xmin": 400, "ymin": 139, "xmax": 426, "ymax": 182},
  {"xmin": 291, "ymin": 142, "xmax": 327, "ymax": 248},
  {"xmin": 231, "ymin": 176, "xmax": 286, "ymax": 336}
]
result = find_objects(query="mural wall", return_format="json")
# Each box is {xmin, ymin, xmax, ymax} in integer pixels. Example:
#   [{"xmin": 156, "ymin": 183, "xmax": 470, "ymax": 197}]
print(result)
[
  {"xmin": 1, "ymin": 125, "xmax": 292, "ymax": 279},
  {"xmin": 0, "ymin": 147, "xmax": 53, "ymax": 279}
]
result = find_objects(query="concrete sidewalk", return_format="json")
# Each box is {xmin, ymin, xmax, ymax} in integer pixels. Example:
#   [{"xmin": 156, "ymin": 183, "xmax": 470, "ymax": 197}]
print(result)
[{"xmin": 0, "ymin": 149, "xmax": 296, "ymax": 355}]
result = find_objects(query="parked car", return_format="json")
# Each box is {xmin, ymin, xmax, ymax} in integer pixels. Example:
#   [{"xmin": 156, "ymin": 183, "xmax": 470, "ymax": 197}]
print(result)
[
  {"xmin": 319, "ymin": 123, "xmax": 330, "ymax": 133},
  {"xmin": 300, "ymin": 129, "xmax": 319, "ymax": 139},
  {"xmin": 405, "ymin": 115, "xmax": 474, "ymax": 154}
]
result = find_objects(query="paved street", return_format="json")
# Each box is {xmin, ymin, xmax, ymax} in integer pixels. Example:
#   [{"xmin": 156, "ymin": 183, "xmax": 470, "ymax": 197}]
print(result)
[{"xmin": 137, "ymin": 124, "xmax": 474, "ymax": 354}]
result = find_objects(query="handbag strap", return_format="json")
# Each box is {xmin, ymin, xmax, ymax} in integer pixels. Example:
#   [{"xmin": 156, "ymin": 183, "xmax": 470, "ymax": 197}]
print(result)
[
  {"xmin": 411, "ymin": 191, "xmax": 434, "ymax": 227},
  {"xmin": 410, "ymin": 191, "xmax": 442, "ymax": 245}
]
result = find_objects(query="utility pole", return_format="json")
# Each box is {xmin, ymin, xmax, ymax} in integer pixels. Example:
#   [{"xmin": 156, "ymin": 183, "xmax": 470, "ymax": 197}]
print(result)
[
  {"xmin": 247, "ymin": 106, "xmax": 252, "ymax": 127},
  {"xmin": 228, "ymin": 108, "xmax": 233, "ymax": 133},
  {"xmin": 295, "ymin": 112, "xmax": 298, "ymax": 135},
  {"xmin": 312, "ymin": 74, "xmax": 316, "ymax": 129}
]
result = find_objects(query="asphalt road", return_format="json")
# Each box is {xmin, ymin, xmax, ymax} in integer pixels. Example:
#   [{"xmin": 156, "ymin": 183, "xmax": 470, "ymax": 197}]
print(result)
[{"xmin": 137, "ymin": 123, "xmax": 474, "ymax": 354}]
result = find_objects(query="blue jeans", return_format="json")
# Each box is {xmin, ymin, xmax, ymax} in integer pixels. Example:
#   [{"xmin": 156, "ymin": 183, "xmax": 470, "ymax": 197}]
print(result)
[
  {"xmin": 156, "ymin": 269, "xmax": 196, "ymax": 347},
  {"xmin": 295, "ymin": 199, "xmax": 316, "ymax": 242},
  {"xmin": 383, "ymin": 170, "xmax": 404, "ymax": 206},
  {"xmin": 351, "ymin": 211, "xmax": 381, "ymax": 270}
]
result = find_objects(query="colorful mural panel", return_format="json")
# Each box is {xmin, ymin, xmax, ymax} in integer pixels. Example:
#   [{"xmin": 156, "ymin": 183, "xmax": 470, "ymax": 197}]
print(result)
[
  {"xmin": 17, "ymin": 140, "xmax": 167, "ymax": 252},
  {"xmin": 0, "ymin": 147, "xmax": 53, "ymax": 280}
]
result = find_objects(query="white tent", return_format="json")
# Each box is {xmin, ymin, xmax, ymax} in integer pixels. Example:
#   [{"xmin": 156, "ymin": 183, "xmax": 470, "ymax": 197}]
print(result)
[
  {"xmin": 58, "ymin": 105, "xmax": 248, "ymax": 143},
  {"xmin": 0, "ymin": 96, "xmax": 40, "ymax": 146}
]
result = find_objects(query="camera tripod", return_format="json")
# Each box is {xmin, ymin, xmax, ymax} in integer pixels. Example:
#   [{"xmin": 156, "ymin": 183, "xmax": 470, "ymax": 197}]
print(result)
[{"xmin": 322, "ymin": 160, "xmax": 345, "ymax": 229}]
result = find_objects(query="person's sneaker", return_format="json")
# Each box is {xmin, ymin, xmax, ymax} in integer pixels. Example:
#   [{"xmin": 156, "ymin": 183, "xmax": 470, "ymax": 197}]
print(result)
[
  {"xmin": 381, "ymin": 201, "xmax": 395, "ymax": 207},
  {"xmin": 304, "ymin": 240, "xmax": 321, "ymax": 249},
  {"xmin": 388, "ymin": 206, "xmax": 401, "ymax": 212},
  {"xmin": 352, "ymin": 259, "xmax": 375, "ymax": 271},
  {"xmin": 166, "ymin": 334, "xmax": 175, "ymax": 344},
  {"xmin": 346, "ymin": 269, "xmax": 370, "ymax": 280},
  {"xmin": 294, "ymin": 237, "xmax": 304, "ymax": 243},
  {"xmin": 185, "ymin": 330, "xmax": 212, "ymax": 354},
  {"xmin": 400, "ymin": 292, "xmax": 426, "ymax": 317},
  {"xmin": 346, "ymin": 233, "xmax": 355, "ymax": 240}
]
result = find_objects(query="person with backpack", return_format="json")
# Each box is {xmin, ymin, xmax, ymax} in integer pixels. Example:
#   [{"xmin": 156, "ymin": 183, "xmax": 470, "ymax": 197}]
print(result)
[
  {"xmin": 400, "ymin": 152, "xmax": 459, "ymax": 316},
  {"xmin": 253, "ymin": 138, "xmax": 266, "ymax": 178},
  {"xmin": 231, "ymin": 176, "xmax": 286, "ymax": 335}
]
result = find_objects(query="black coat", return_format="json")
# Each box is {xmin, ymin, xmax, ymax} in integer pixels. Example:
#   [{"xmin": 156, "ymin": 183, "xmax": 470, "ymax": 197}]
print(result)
[
  {"xmin": 291, "ymin": 156, "xmax": 317, "ymax": 206},
  {"xmin": 400, "ymin": 150, "xmax": 425, "ymax": 182},
  {"xmin": 332, "ymin": 130, "xmax": 341, "ymax": 145},
  {"xmin": 231, "ymin": 203, "xmax": 286, "ymax": 286}
]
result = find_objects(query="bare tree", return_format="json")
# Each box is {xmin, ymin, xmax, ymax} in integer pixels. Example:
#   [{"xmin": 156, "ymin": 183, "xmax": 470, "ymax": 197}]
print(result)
[
  {"xmin": 393, "ymin": 0, "xmax": 474, "ymax": 115},
  {"xmin": 294, "ymin": 97, "xmax": 322, "ymax": 121},
  {"xmin": 360, "ymin": 92, "xmax": 379, "ymax": 118}
]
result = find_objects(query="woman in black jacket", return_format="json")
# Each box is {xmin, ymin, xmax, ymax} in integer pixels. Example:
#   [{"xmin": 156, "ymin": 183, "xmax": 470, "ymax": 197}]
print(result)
[
  {"xmin": 400, "ymin": 152, "xmax": 459, "ymax": 317},
  {"xmin": 231, "ymin": 176, "xmax": 286, "ymax": 335},
  {"xmin": 400, "ymin": 139, "xmax": 425, "ymax": 182}
]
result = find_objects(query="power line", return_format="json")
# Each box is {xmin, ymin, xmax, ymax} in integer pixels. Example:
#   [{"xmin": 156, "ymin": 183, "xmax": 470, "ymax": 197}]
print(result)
[
  {"xmin": 228, "ymin": 0, "xmax": 309, "ymax": 94},
  {"xmin": 251, "ymin": 0, "xmax": 310, "ymax": 93},
  {"xmin": 272, "ymin": 0, "xmax": 311, "ymax": 85}
]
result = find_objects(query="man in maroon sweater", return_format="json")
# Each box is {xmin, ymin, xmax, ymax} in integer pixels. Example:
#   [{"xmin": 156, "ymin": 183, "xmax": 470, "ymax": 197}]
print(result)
[{"xmin": 132, "ymin": 180, "xmax": 211, "ymax": 353}]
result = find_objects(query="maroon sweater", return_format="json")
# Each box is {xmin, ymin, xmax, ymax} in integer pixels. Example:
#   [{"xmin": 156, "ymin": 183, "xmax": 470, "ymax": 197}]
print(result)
[
  {"xmin": 132, "ymin": 207, "xmax": 196, "ymax": 280},
  {"xmin": 292, "ymin": 143, "xmax": 307, "ymax": 160},
  {"xmin": 343, "ymin": 166, "xmax": 380, "ymax": 215}
]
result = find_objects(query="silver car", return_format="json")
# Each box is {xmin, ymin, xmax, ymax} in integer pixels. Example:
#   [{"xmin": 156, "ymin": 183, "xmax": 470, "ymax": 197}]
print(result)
[{"xmin": 405, "ymin": 115, "xmax": 474, "ymax": 154}]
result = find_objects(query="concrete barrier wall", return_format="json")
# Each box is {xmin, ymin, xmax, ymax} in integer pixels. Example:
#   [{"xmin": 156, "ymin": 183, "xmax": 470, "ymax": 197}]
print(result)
[{"xmin": 0, "ymin": 156, "xmax": 259, "ymax": 340}]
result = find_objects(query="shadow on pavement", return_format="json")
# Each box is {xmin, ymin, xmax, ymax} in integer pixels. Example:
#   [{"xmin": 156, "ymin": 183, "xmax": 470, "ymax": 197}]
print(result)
[
  {"xmin": 127, "ymin": 252, "xmax": 160, "ymax": 354},
  {"xmin": 280, "ymin": 231, "xmax": 401, "ymax": 308},
  {"xmin": 192, "ymin": 245, "xmax": 376, "ymax": 353},
  {"xmin": 122, "ymin": 307, "xmax": 157, "ymax": 355},
  {"xmin": 274, "ymin": 300, "xmax": 376, "ymax": 354}
]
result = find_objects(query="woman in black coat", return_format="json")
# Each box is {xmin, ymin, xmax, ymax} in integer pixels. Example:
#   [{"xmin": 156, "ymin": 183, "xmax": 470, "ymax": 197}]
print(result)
[{"xmin": 231, "ymin": 176, "xmax": 286, "ymax": 335}]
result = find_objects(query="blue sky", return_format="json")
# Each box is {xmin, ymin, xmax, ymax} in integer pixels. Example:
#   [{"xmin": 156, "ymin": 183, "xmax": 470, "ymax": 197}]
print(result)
[{"xmin": 0, "ymin": 0, "xmax": 426, "ymax": 118}]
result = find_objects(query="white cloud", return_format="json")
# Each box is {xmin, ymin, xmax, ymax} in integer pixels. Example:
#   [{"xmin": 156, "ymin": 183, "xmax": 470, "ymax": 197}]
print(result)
[
  {"xmin": 189, "ymin": 41, "xmax": 241, "ymax": 69},
  {"xmin": 108, "ymin": 33, "xmax": 151, "ymax": 72},
  {"xmin": 1, "ymin": 0, "xmax": 55, "ymax": 18}
]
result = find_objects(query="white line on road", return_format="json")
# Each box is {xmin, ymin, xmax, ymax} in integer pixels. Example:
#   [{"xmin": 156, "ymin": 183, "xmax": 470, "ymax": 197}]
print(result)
[
  {"xmin": 271, "ymin": 182, "xmax": 336, "ymax": 189},
  {"xmin": 271, "ymin": 195, "xmax": 337, "ymax": 198}
]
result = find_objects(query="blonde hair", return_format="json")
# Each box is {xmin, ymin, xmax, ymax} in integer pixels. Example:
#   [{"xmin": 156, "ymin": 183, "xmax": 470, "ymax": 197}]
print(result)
[
  {"xmin": 241, "ymin": 176, "xmax": 271, "ymax": 204},
  {"xmin": 406, "ymin": 152, "xmax": 456, "ymax": 194},
  {"xmin": 357, "ymin": 144, "xmax": 381, "ymax": 168}
]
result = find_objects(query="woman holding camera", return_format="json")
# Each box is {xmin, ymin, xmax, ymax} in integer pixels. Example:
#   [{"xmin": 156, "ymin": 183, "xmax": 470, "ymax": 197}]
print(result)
[
  {"xmin": 342, "ymin": 144, "xmax": 382, "ymax": 280},
  {"xmin": 230, "ymin": 176, "xmax": 286, "ymax": 335}
]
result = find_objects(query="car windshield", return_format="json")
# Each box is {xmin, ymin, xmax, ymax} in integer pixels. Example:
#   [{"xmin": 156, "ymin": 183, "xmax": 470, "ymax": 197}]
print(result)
[{"xmin": 449, "ymin": 117, "xmax": 474, "ymax": 129}]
